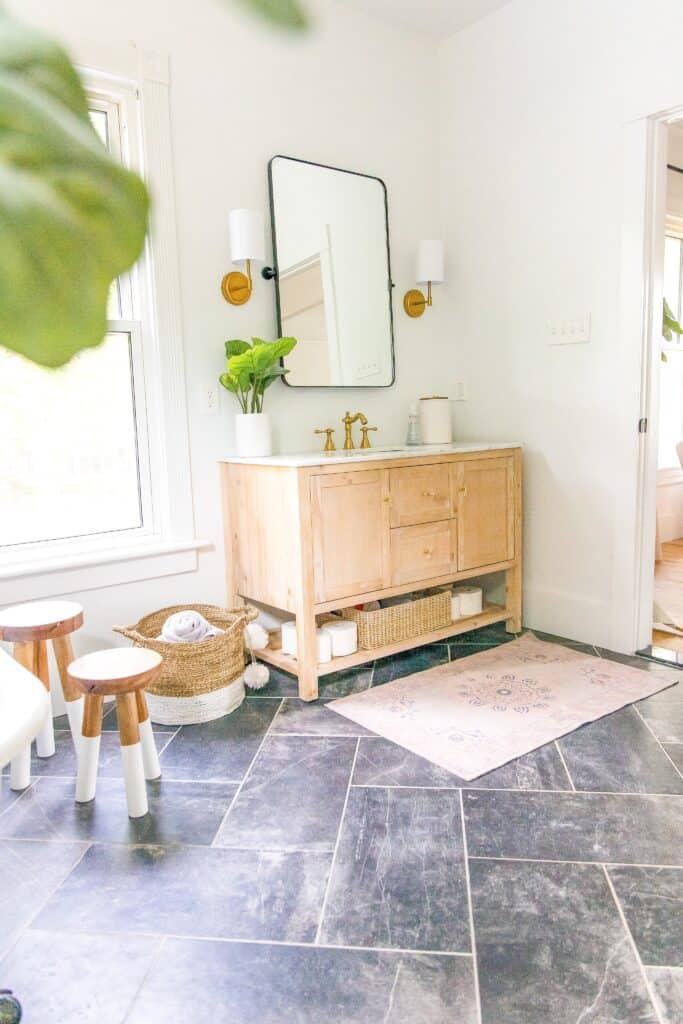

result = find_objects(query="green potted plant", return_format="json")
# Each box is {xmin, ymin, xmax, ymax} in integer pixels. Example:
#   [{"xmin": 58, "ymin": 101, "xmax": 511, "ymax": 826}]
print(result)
[{"xmin": 219, "ymin": 336, "xmax": 297, "ymax": 455}]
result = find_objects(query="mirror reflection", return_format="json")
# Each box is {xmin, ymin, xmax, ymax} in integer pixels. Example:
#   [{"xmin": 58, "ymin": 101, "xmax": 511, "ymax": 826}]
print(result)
[{"xmin": 268, "ymin": 156, "xmax": 395, "ymax": 387}]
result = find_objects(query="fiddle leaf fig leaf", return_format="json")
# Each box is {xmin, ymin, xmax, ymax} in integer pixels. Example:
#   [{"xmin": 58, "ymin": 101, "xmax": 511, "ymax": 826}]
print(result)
[
  {"xmin": 235, "ymin": 0, "xmax": 308, "ymax": 31},
  {"xmin": 0, "ymin": 11, "xmax": 149, "ymax": 367},
  {"xmin": 225, "ymin": 338, "xmax": 251, "ymax": 358}
]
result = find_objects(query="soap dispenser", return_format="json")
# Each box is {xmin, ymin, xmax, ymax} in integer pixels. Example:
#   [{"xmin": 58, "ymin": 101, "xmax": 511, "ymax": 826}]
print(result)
[{"xmin": 405, "ymin": 403, "xmax": 420, "ymax": 446}]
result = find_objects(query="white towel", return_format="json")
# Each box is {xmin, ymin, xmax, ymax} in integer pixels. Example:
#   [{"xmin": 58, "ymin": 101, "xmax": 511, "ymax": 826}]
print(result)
[{"xmin": 158, "ymin": 611, "xmax": 223, "ymax": 644}]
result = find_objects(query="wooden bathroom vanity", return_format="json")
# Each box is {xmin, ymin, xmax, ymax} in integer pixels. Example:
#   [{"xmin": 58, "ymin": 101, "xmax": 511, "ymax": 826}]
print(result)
[{"xmin": 220, "ymin": 443, "xmax": 522, "ymax": 700}]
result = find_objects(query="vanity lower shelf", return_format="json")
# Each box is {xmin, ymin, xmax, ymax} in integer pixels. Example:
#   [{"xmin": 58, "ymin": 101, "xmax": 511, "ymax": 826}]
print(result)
[{"xmin": 256, "ymin": 602, "xmax": 511, "ymax": 678}]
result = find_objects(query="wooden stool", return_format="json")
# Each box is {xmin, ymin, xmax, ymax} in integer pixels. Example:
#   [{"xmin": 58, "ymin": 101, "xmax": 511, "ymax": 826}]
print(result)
[
  {"xmin": 0, "ymin": 600, "xmax": 84, "ymax": 789},
  {"xmin": 67, "ymin": 648, "xmax": 163, "ymax": 818}
]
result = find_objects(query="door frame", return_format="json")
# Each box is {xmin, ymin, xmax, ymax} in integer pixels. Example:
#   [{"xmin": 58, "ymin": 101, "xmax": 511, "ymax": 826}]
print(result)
[{"xmin": 611, "ymin": 105, "xmax": 683, "ymax": 653}]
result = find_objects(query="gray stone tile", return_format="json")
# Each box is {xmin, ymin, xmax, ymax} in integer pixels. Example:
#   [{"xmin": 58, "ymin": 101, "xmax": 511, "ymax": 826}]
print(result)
[
  {"xmin": 215, "ymin": 735, "xmax": 356, "ymax": 852},
  {"xmin": 449, "ymin": 641, "xmax": 500, "ymax": 662},
  {"xmin": 271, "ymin": 699, "xmax": 374, "ymax": 736},
  {"xmin": 0, "ymin": 774, "xmax": 35, "ymax": 812},
  {"xmin": 608, "ymin": 866, "xmax": 683, "ymax": 967},
  {"xmin": 532, "ymin": 630, "xmax": 596, "ymax": 649},
  {"xmin": 318, "ymin": 787, "xmax": 470, "ymax": 953},
  {"xmin": 469, "ymin": 858, "xmax": 658, "ymax": 1024},
  {"xmin": 638, "ymin": 688, "xmax": 683, "ymax": 744},
  {"xmin": 463, "ymin": 790, "xmax": 683, "ymax": 865},
  {"xmin": 247, "ymin": 663, "xmax": 300, "ymax": 697},
  {"xmin": 558, "ymin": 706, "xmax": 683, "ymax": 794},
  {"xmin": 352, "ymin": 737, "xmax": 571, "ymax": 791},
  {"xmin": 127, "ymin": 938, "xmax": 478, "ymax": 1024},
  {"xmin": 0, "ymin": 929, "xmax": 162, "ymax": 1024},
  {"xmin": 318, "ymin": 665, "xmax": 374, "ymax": 698},
  {"xmin": 449, "ymin": 621, "xmax": 514, "ymax": 644},
  {"xmin": 0, "ymin": 777, "xmax": 236, "ymax": 846},
  {"xmin": 0, "ymin": 839, "xmax": 88, "ymax": 958},
  {"xmin": 34, "ymin": 843, "xmax": 330, "ymax": 943},
  {"xmin": 646, "ymin": 967, "xmax": 683, "ymax": 1024},
  {"xmin": 373, "ymin": 643, "xmax": 448, "ymax": 686},
  {"xmin": 598, "ymin": 647, "xmax": 682, "ymax": 682},
  {"xmin": 664, "ymin": 744, "xmax": 683, "ymax": 773},
  {"xmin": 8, "ymin": 728, "xmax": 174, "ymax": 780},
  {"xmin": 158, "ymin": 698, "xmax": 279, "ymax": 782}
]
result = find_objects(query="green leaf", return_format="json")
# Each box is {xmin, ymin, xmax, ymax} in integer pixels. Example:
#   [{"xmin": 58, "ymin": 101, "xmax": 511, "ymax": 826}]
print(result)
[
  {"xmin": 260, "ymin": 367, "xmax": 289, "ymax": 392},
  {"xmin": 271, "ymin": 335, "xmax": 297, "ymax": 361},
  {"xmin": 219, "ymin": 372, "xmax": 238, "ymax": 394},
  {"xmin": 234, "ymin": 0, "xmax": 309, "ymax": 31},
  {"xmin": 0, "ymin": 11, "xmax": 150, "ymax": 367},
  {"xmin": 225, "ymin": 338, "xmax": 251, "ymax": 358},
  {"xmin": 663, "ymin": 298, "xmax": 683, "ymax": 340}
]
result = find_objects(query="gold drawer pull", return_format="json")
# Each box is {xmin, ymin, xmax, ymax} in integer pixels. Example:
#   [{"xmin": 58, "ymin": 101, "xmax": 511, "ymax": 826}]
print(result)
[
  {"xmin": 421, "ymin": 490, "xmax": 441, "ymax": 499},
  {"xmin": 422, "ymin": 548, "xmax": 434, "ymax": 558}
]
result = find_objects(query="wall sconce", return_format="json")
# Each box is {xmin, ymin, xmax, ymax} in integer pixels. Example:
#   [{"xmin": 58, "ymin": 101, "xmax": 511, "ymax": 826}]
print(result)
[
  {"xmin": 403, "ymin": 239, "xmax": 445, "ymax": 318},
  {"xmin": 221, "ymin": 209, "xmax": 265, "ymax": 305}
]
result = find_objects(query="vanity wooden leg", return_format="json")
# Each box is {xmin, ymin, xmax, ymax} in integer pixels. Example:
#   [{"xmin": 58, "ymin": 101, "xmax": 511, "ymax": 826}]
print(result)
[
  {"xmin": 296, "ymin": 608, "xmax": 319, "ymax": 701},
  {"xmin": 505, "ymin": 564, "xmax": 522, "ymax": 633}
]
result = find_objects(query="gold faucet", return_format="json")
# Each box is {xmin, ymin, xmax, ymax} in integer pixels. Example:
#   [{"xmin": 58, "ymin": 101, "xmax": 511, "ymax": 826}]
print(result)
[{"xmin": 342, "ymin": 411, "xmax": 368, "ymax": 450}]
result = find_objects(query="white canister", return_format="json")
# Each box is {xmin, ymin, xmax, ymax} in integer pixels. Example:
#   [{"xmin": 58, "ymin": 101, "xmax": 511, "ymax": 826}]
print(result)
[
  {"xmin": 316, "ymin": 628, "xmax": 332, "ymax": 664},
  {"xmin": 419, "ymin": 396, "xmax": 452, "ymax": 445},
  {"xmin": 453, "ymin": 586, "xmax": 483, "ymax": 617},
  {"xmin": 450, "ymin": 592, "xmax": 462, "ymax": 621},
  {"xmin": 322, "ymin": 619, "xmax": 358, "ymax": 657},
  {"xmin": 235, "ymin": 412, "xmax": 272, "ymax": 457},
  {"xmin": 281, "ymin": 620, "xmax": 297, "ymax": 657}
]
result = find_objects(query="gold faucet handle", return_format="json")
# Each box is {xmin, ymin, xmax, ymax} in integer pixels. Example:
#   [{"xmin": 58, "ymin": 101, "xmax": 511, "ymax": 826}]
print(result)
[
  {"xmin": 360, "ymin": 425, "xmax": 378, "ymax": 449},
  {"xmin": 314, "ymin": 428, "xmax": 336, "ymax": 452}
]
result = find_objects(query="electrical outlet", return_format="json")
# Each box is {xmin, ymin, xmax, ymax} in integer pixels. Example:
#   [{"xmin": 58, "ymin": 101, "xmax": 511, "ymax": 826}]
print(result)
[
  {"xmin": 453, "ymin": 380, "xmax": 466, "ymax": 401},
  {"xmin": 546, "ymin": 314, "xmax": 591, "ymax": 345},
  {"xmin": 204, "ymin": 384, "xmax": 219, "ymax": 415}
]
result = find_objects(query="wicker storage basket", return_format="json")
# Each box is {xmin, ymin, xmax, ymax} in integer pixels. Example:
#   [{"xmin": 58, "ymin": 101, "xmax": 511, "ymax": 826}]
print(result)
[
  {"xmin": 113, "ymin": 604, "xmax": 257, "ymax": 725},
  {"xmin": 340, "ymin": 589, "xmax": 451, "ymax": 650}
]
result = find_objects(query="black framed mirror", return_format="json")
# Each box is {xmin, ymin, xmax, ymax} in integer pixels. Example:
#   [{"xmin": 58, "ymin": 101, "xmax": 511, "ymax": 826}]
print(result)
[{"xmin": 267, "ymin": 155, "xmax": 395, "ymax": 387}]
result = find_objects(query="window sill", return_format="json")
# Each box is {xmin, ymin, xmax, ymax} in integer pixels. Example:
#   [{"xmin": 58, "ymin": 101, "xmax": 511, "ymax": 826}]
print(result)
[{"xmin": 0, "ymin": 538, "xmax": 211, "ymax": 604}]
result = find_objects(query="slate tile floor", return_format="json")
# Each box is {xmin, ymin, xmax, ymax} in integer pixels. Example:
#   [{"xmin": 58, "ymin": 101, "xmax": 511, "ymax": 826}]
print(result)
[{"xmin": 1, "ymin": 626, "xmax": 682, "ymax": 1023}]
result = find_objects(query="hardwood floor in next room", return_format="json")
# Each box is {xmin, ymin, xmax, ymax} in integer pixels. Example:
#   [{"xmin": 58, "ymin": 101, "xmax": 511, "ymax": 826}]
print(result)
[
  {"xmin": 653, "ymin": 538, "xmax": 683, "ymax": 654},
  {"xmin": 0, "ymin": 624, "xmax": 682, "ymax": 1023}
]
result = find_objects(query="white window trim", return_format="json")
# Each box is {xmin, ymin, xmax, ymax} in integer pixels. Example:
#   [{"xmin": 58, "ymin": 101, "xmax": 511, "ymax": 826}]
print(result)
[{"xmin": 0, "ymin": 46, "xmax": 205, "ymax": 603}]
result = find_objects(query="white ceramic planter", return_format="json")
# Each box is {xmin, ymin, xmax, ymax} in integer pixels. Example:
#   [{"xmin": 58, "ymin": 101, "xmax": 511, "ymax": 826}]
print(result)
[{"xmin": 235, "ymin": 413, "xmax": 272, "ymax": 457}]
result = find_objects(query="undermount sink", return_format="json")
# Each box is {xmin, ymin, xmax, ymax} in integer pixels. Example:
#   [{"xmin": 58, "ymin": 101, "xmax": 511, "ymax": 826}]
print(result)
[{"xmin": 341, "ymin": 446, "xmax": 404, "ymax": 456}]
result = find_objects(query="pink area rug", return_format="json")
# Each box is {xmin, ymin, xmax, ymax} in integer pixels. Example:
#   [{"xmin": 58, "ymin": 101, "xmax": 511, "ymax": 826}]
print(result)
[{"xmin": 328, "ymin": 633, "xmax": 676, "ymax": 780}]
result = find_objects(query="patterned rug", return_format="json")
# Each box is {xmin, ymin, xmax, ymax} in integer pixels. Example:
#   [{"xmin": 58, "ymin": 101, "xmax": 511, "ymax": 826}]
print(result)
[{"xmin": 328, "ymin": 633, "xmax": 675, "ymax": 780}]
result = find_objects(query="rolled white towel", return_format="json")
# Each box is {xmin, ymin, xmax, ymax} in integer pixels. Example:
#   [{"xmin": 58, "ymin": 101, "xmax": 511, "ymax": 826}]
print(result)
[{"xmin": 159, "ymin": 610, "xmax": 223, "ymax": 644}]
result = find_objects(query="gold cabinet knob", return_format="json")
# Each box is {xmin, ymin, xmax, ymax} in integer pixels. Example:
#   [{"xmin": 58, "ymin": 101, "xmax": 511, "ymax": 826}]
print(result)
[
  {"xmin": 314, "ymin": 428, "xmax": 336, "ymax": 452},
  {"xmin": 422, "ymin": 548, "xmax": 434, "ymax": 558}
]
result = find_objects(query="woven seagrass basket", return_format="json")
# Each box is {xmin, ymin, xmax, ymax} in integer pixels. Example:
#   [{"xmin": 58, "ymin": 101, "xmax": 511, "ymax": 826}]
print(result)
[
  {"xmin": 113, "ymin": 603, "xmax": 258, "ymax": 725},
  {"xmin": 340, "ymin": 590, "xmax": 451, "ymax": 650}
]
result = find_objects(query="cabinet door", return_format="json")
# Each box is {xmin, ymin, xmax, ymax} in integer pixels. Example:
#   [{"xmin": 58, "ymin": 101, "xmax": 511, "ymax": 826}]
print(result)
[
  {"xmin": 311, "ymin": 470, "xmax": 392, "ymax": 603},
  {"xmin": 391, "ymin": 520, "xmax": 457, "ymax": 585},
  {"xmin": 452, "ymin": 457, "xmax": 515, "ymax": 570},
  {"xmin": 389, "ymin": 464, "xmax": 453, "ymax": 527}
]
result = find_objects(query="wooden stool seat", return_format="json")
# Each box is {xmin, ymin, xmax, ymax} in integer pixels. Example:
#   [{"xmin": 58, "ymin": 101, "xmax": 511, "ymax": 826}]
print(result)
[
  {"xmin": 1, "ymin": 600, "xmax": 84, "ymax": 788},
  {"xmin": 67, "ymin": 648, "xmax": 162, "ymax": 696},
  {"xmin": 68, "ymin": 647, "xmax": 163, "ymax": 818},
  {"xmin": 0, "ymin": 600, "xmax": 84, "ymax": 643}
]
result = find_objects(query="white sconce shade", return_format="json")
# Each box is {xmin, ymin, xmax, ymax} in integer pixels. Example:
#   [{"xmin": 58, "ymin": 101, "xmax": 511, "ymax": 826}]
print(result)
[
  {"xmin": 229, "ymin": 209, "xmax": 265, "ymax": 264},
  {"xmin": 416, "ymin": 239, "xmax": 445, "ymax": 284}
]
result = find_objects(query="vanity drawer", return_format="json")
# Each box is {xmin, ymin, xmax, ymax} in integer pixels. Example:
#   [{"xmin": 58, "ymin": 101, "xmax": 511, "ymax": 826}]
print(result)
[
  {"xmin": 390, "ymin": 520, "xmax": 457, "ymax": 585},
  {"xmin": 389, "ymin": 465, "xmax": 453, "ymax": 527}
]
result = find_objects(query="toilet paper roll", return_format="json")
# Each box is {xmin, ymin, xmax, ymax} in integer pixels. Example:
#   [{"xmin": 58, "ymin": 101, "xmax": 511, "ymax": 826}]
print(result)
[
  {"xmin": 450, "ymin": 593, "xmax": 462, "ymax": 621},
  {"xmin": 316, "ymin": 628, "xmax": 332, "ymax": 664},
  {"xmin": 452, "ymin": 586, "xmax": 483, "ymax": 616},
  {"xmin": 281, "ymin": 620, "xmax": 297, "ymax": 657},
  {"xmin": 322, "ymin": 619, "xmax": 358, "ymax": 657}
]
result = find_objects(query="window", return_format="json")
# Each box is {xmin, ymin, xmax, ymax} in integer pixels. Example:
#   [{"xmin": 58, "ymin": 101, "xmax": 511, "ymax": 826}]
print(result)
[
  {"xmin": 0, "ymin": 59, "xmax": 196, "ymax": 600},
  {"xmin": 659, "ymin": 231, "xmax": 683, "ymax": 469}
]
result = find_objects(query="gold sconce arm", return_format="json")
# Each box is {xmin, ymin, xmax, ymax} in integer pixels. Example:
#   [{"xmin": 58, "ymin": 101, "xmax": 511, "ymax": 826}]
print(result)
[
  {"xmin": 403, "ymin": 280, "xmax": 433, "ymax": 318},
  {"xmin": 221, "ymin": 259, "xmax": 253, "ymax": 306}
]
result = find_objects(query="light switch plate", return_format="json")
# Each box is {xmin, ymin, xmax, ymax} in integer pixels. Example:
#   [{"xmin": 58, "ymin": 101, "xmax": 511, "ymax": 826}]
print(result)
[{"xmin": 546, "ymin": 314, "xmax": 591, "ymax": 345}]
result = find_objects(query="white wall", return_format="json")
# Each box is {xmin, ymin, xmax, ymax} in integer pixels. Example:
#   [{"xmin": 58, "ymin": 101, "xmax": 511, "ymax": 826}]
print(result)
[
  {"xmin": 437, "ymin": 0, "xmax": 683, "ymax": 646},
  {"xmin": 8, "ymin": 0, "xmax": 447, "ymax": 650}
]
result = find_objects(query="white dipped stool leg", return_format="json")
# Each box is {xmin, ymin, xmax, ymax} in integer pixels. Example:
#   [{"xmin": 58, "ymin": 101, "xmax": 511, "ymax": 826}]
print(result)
[
  {"xmin": 136, "ymin": 691, "xmax": 161, "ymax": 780},
  {"xmin": 10, "ymin": 746, "xmax": 31, "ymax": 791},
  {"xmin": 52, "ymin": 635, "xmax": 84, "ymax": 756},
  {"xmin": 117, "ymin": 693, "xmax": 148, "ymax": 818},
  {"xmin": 76, "ymin": 694, "xmax": 103, "ymax": 803}
]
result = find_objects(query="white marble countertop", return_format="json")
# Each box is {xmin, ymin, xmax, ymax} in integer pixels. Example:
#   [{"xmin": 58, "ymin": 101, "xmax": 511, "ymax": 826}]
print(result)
[{"xmin": 220, "ymin": 441, "xmax": 522, "ymax": 468}]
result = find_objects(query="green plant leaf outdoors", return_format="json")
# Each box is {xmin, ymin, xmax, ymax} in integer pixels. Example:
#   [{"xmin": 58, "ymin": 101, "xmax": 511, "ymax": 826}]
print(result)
[
  {"xmin": 236, "ymin": 0, "xmax": 308, "ymax": 31},
  {"xmin": 0, "ymin": 11, "xmax": 149, "ymax": 367},
  {"xmin": 219, "ymin": 336, "xmax": 297, "ymax": 413}
]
